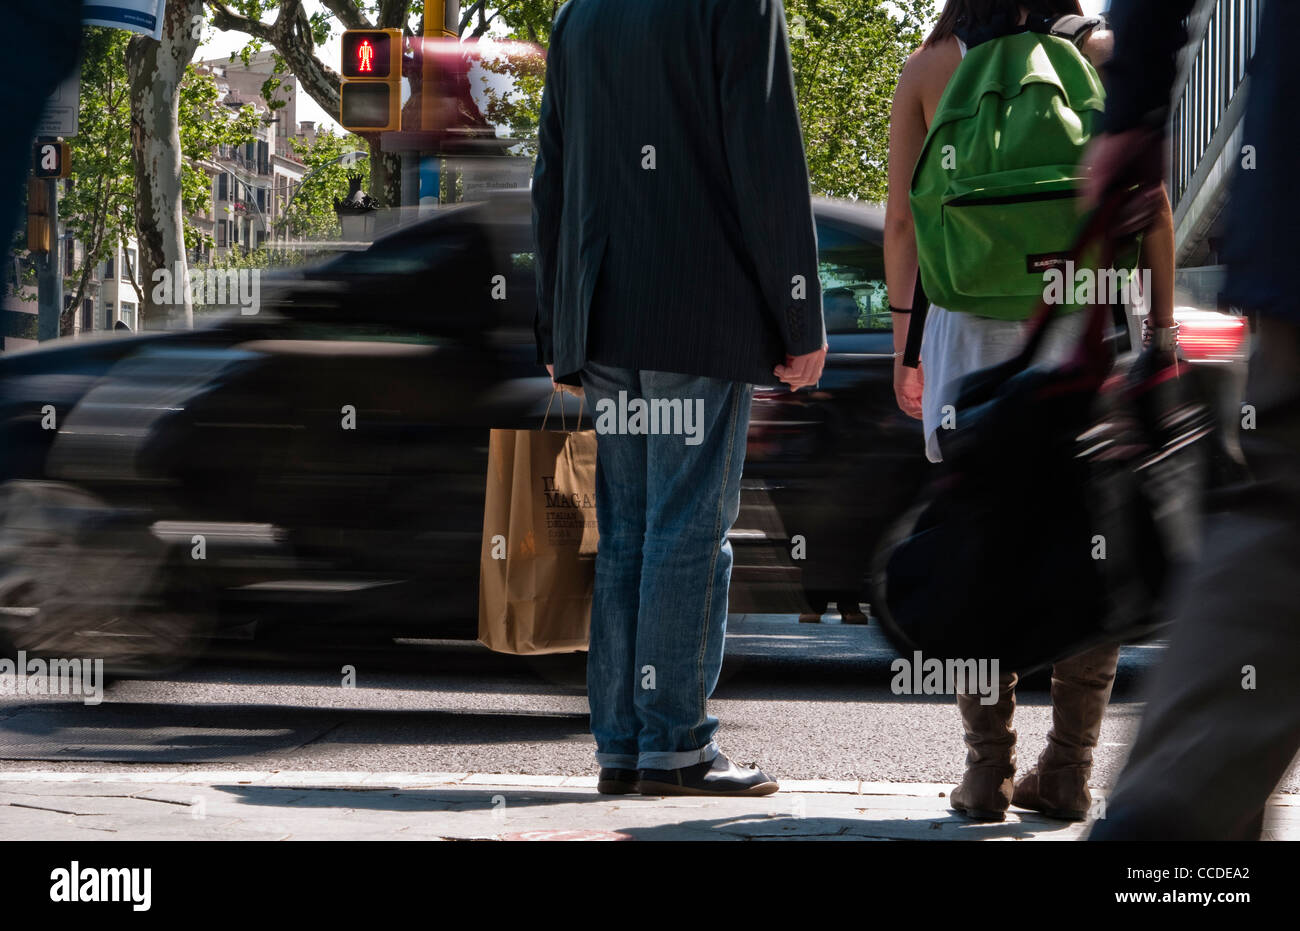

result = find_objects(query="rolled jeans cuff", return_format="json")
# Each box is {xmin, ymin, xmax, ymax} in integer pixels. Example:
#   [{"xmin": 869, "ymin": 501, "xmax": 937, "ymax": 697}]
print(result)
[
  {"xmin": 595, "ymin": 752, "xmax": 639, "ymax": 769},
  {"xmin": 637, "ymin": 740, "xmax": 720, "ymax": 772}
]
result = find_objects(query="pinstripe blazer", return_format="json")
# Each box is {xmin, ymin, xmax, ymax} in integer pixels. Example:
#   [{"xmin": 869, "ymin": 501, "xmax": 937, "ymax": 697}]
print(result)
[{"xmin": 531, "ymin": 0, "xmax": 825, "ymax": 387}]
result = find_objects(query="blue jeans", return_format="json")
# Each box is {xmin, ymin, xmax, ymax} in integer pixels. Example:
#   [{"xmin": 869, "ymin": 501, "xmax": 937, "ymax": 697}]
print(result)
[{"xmin": 579, "ymin": 362, "xmax": 752, "ymax": 771}]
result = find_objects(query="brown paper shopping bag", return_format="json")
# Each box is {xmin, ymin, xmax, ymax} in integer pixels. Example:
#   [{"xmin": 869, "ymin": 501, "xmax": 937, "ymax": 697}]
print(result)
[{"xmin": 478, "ymin": 394, "xmax": 599, "ymax": 654}]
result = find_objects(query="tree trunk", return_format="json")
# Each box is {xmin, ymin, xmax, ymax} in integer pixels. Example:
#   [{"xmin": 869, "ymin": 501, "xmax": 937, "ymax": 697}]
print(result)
[
  {"xmin": 127, "ymin": 0, "xmax": 204, "ymax": 330},
  {"xmin": 368, "ymin": 143, "xmax": 401, "ymax": 208},
  {"xmin": 59, "ymin": 173, "xmax": 110, "ymax": 337}
]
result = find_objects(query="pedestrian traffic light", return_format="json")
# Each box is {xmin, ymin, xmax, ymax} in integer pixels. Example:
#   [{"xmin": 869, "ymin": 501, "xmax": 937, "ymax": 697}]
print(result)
[
  {"xmin": 32, "ymin": 141, "xmax": 71, "ymax": 179},
  {"xmin": 340, "ymin": 28, "xmax": 402, "ymax": 132}
]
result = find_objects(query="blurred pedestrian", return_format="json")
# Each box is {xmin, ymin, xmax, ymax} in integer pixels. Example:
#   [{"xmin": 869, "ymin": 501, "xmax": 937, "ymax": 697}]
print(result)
[
  {"xmin": 796, "ymin": 287, "xmax": 871, "ymax": 625},
  {"xmin": 1087, "ymin": 0, "xmax": 1300, "ymax": 841},
  {"xmin": 532, "ymin": 0, "xmax": 826, "ymax": 796},
  {"xmin": 884, "ymin": 0, "xmax": 1179, "ymax": 822}
]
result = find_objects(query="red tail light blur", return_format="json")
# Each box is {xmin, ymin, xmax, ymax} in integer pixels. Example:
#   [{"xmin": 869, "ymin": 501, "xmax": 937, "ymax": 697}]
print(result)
[{"xmin": 1173, "ymin": 309, "xmax": 1247, "ymax": 361}]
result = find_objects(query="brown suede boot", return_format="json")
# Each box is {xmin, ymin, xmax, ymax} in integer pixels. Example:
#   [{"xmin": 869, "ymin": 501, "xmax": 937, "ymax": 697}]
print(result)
[
  {"xmin": 950, "ymin": 671, "xmax": 1019, "ymax": 822},
  {"xmin": 1013, "ymin": 644, "xmax": 1120, "ymax": 821}
]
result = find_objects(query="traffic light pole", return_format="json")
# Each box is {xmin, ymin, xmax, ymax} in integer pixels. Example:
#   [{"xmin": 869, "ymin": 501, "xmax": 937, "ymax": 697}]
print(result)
[
  {"xmin": 421, "ymin": 2, "xmax": 456, "ymax": 133},
  {"xmin": 416, "ymin": 1, "xmax": 459, "ymax": 209},
  {"xmin": 36, "ymin": 178, "xmax": 61, "ymax": 341},
  {"xmin": 400, "ymin": 155, "xmax": 419, "ymax": 209}
]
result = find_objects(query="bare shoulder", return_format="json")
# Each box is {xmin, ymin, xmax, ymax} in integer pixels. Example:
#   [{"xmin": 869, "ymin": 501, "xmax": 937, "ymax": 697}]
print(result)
[
  {"xmin": 899, "ymin": 38, "xmax": 963, "ymax": 120},
  {"xmin": 901, "ymin": 38, "xmax": 963, "ymax": 88}
]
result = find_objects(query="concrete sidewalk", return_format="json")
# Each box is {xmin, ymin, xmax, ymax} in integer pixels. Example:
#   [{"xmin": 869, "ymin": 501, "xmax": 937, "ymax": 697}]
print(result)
[{"xmin": 3, "ymin": 771, "xmax": 1298, "ymax": 840}]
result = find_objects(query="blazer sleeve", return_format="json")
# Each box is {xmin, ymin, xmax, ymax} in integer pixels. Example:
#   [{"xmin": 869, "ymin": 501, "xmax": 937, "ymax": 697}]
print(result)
[
  {"xmin": 715, "ymin": 0, "xmax": 824, "ymax": 357},
  {"xmin": 1101, "ymin": 0, "xmax": 1198, "ymax": 133},
  {"xmin": 531, "ymin": 8, "xmax": 568, "ymax": 366}
]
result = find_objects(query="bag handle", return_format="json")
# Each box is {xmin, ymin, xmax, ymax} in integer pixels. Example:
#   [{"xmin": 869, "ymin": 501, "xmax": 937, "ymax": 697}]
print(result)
[
  {"xmin": 1010, "ymin": 190, "xmax": 1129, "ymax": 378},
  {"xmin": 542, "ymin": 386, "xmax": 586, "ymax": 433},
  {"xmin": 901, "ymin": 270, "xmax": 928, "ymax": 369}
]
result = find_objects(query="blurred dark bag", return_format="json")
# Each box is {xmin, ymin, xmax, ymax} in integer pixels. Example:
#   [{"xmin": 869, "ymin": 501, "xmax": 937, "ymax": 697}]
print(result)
[
  {"xmin": 478, "ymin": 394, "xmax": 599, "ymax": 654},
  {"xmin": 872, "ymin": 196, "xmax": 1214, "ymax": 673}
]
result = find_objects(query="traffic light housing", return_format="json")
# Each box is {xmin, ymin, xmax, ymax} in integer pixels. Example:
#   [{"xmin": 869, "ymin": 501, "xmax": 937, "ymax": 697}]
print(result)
[
  {"xmin": 27, "ymin": 177, "xmax": 51, "ymax": 253},
  {"xmin": 340, "ymin": 28, "xmax": 402, "ymax": 132},
  {"xmin": 32, "ymin": 141, "xmax": 71, "ymax": 179}
]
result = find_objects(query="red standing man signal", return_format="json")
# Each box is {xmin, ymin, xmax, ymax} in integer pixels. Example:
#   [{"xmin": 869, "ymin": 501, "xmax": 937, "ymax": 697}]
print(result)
[{"xmin": 339, "ymin": 28, "xmax": 400, "ymax": 132}]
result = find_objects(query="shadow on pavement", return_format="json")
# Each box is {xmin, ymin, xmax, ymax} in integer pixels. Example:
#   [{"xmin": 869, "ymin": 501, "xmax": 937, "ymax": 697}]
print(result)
[
  {"xmin": 0, "ymin": 702, "xmax": 590, "ymax": 764},
  {"xmin": 209, "ymin": 784, "xmax": 1080, "ymax": 841},
  {"xmin": 611, "ymin": 811, "xmax": 1080, "ymax": 841},
  {"xmin": 213, "ymin": 784, "xmax": 615, "ymax": 813}
]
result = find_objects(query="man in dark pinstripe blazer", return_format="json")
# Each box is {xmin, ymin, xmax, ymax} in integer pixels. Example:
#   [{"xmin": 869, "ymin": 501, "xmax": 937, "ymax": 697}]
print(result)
[{"xmin": 533, "ymin": 0, "xmax": 826, "ymax": 796}]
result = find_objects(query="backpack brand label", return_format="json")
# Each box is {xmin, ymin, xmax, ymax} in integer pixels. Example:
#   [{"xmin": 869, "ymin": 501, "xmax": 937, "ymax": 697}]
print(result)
[{"xmin": 1026, "ymin": 251, "xmax": 1071, "ymax": 273}]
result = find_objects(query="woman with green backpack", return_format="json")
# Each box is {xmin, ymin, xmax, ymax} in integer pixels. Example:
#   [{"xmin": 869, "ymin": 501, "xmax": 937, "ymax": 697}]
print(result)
[{"xmin": 883, "ymin": 0, "xmax": 1180, "ymax": 823}]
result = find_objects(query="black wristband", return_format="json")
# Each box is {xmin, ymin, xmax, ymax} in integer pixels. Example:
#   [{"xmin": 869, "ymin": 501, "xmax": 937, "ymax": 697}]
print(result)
[{"xmin": 889, "ymin": 305, "xmax": 912, "ymax": 315}]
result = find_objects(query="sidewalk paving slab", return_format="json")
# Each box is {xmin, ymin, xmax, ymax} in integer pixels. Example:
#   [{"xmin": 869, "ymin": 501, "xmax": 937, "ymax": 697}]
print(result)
[{"xmin": 1, "ymin": 773, "xmax": 1297, "ymax": 841}]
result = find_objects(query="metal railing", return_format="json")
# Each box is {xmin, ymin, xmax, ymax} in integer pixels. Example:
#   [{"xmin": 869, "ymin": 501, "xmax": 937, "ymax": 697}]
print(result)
[{"xmin": 1169, "ymin": 0, "xmax": 1260, "ymax": 212}]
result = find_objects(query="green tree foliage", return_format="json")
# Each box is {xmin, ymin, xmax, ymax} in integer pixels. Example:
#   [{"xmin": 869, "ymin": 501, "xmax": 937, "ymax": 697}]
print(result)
[
  {"xmin": 180, "ymin": 67, "xmax": 263, "ymax": 250},
  {"xmin": 282, "ymin": 129, "xmax": 371, "ymax": 239},
  {"xmin": 204, "ymin": 1, "xmax": 928, "ymax": 206},
  {"xmin": 190, "ymin": 242, "xmax": 316, "ymax": 316},
  {"xmin": 787, "ymin": 0, "xmax": 933, "ymax": 202},
  {"xmin": 470, "ymin": 41, "xmax": 546, "ymax": 158},
  {"xmin": 59, "ymin": 28, "xmax": 139, "ymax": 327},
  {"xmin": 57, "ymin": 27, "xmax": 261, "ymax": 333},
  {"xmin": 484, "ymin": 0, "xmax": 932, "ymax": 200}
]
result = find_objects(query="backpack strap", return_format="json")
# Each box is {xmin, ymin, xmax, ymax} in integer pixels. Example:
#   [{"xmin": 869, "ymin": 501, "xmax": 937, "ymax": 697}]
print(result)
[
  {"xmin": 952, "ymin": 12, "xmax": 1020, "ymax": 49},
  {"xmin": 1026, "ymin": 13, "xmax": 1104, "ymax": 50},
  {"xmin": 900, "ymin": 271, "xmax": 928, "ymax": 369},
  {"xmin": 956, "ymin": 13, "xmax": 1103, "ymax": 51}
]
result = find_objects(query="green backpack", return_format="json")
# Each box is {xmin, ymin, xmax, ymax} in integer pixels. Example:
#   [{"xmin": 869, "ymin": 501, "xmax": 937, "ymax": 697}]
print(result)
[{"xmin": 910, "ymin": 15, "xmax": 1108, "ymax": 320}]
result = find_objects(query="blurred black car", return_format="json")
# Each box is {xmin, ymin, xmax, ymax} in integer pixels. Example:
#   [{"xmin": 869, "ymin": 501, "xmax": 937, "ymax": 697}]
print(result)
[{"xmin": 0, "ymin": 191, "xmax": 1246, "ymax": 672}]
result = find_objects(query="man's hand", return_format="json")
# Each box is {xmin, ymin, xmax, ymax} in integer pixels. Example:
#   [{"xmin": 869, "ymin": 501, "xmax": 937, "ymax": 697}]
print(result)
[
  {"xmin": 546, "ymin": 364, "xmax": 584, "ymax": 398},
  {"xmin": 893, "ymin": 358, "xmax": 924, "ymax": 420},
  {"xmin": 774, "ymin": 345, "xmax": 828, "ymax": 392}
]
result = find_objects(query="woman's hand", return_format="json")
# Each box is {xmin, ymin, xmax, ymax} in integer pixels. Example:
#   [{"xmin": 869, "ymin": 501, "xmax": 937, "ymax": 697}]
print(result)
[{"xmin": 893, "ymin": 358, "xmax": 925, "ymax": 420}]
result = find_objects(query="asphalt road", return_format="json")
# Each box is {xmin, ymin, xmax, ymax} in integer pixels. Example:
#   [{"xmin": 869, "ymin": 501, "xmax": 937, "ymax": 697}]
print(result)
[{"xmin": 0, "ymin": 615, "xmax": 1296, "ymax": 793}]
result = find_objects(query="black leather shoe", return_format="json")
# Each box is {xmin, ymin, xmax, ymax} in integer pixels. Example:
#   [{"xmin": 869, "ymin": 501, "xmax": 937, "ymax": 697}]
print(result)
[
  {"xmin": 636, "ymin": 753, "xmax": 779, "ymax": 797},
  {"xmin": 839, "ymin": 607, "xmax": 870, "ymax": 625},
  {"xmin": 596, "ymin": 767, "xmax": 639, "ymax": 795}
]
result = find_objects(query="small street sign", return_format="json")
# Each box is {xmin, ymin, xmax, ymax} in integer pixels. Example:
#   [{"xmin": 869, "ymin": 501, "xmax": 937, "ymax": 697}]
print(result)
[
  {"xmin": 36, "ymin": 63, "xmax": 79, "ymax": 138},
  {"xmin": 82, "ymin": 0, "xmax": 167, "ymax": 40}
]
